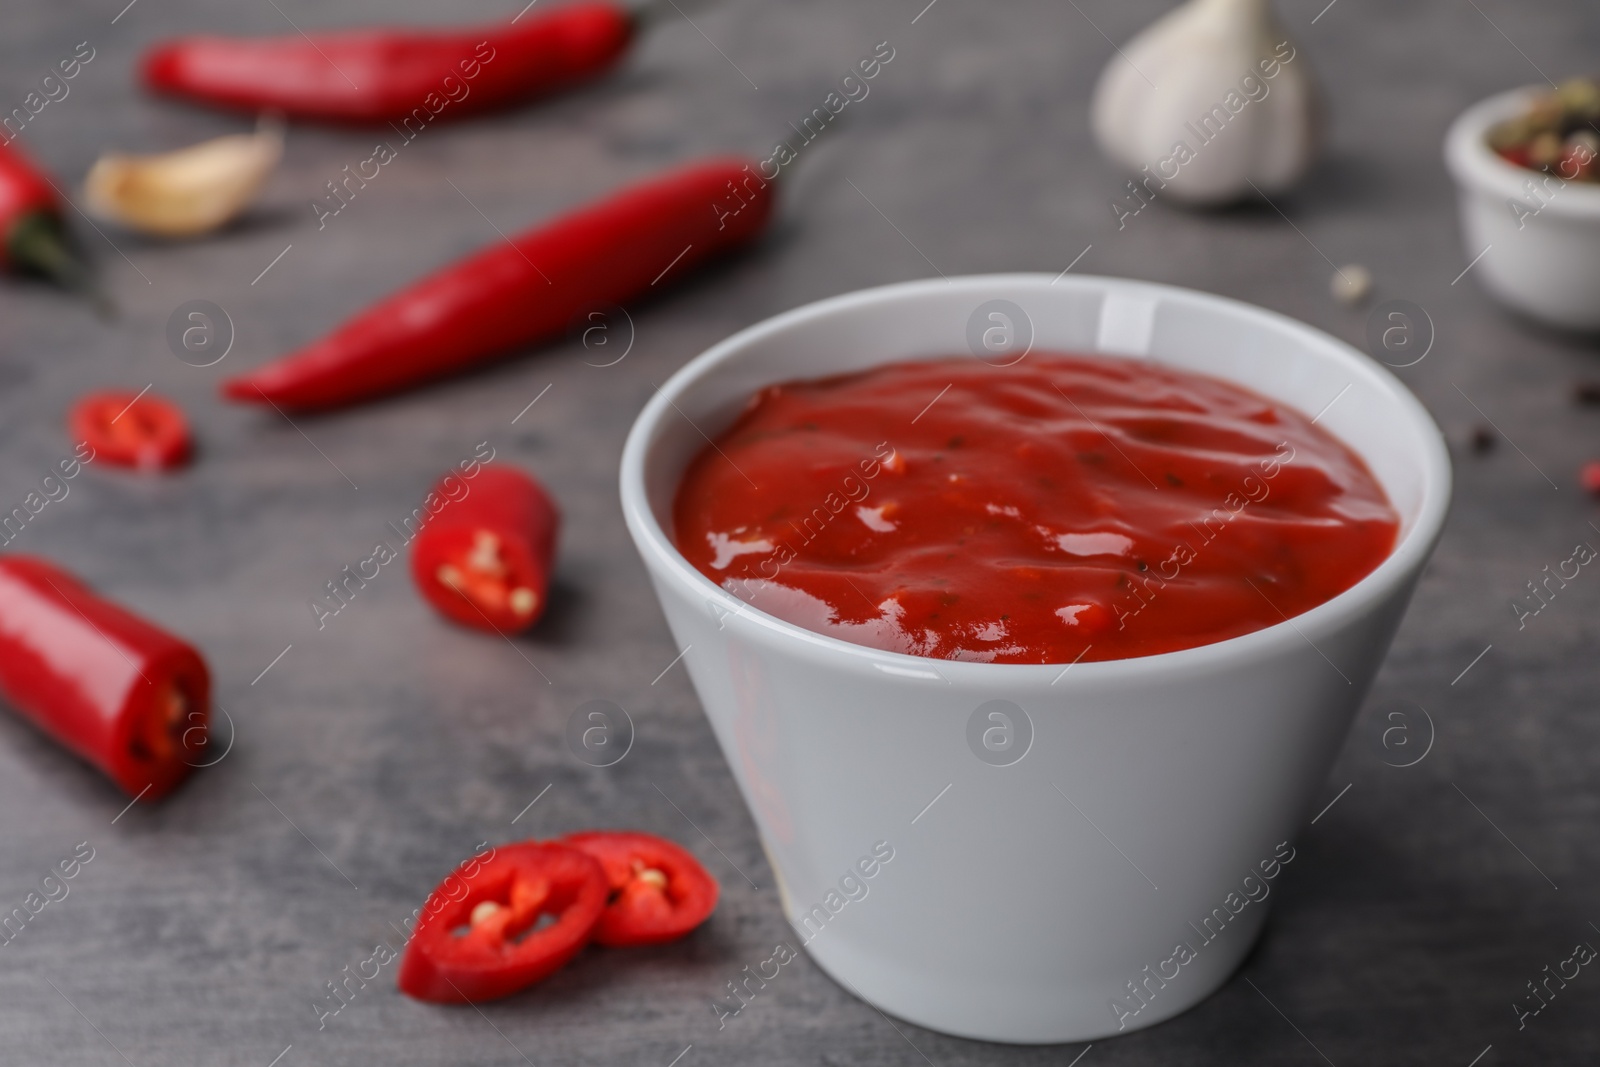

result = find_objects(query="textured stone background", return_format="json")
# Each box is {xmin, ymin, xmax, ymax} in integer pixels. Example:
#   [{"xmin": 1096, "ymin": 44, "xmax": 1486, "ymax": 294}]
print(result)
[{"xmin": 1, "ymin": 0, "xmax": 1598, "ymax": 1063}]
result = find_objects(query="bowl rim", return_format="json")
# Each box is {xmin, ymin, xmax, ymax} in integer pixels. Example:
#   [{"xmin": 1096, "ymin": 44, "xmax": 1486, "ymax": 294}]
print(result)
[
  {"xmin": 1445, "ymin": 85, "xmax": 1600, "ymax": 217},
  {"xmin": 619, "ymin": 273, "xmax": 1453, "ymax": 680}
]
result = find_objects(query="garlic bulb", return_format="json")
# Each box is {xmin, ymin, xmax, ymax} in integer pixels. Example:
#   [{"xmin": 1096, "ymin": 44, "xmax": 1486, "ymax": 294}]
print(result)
[
  {"xmin": 85, "ymin": 119, "xmax": 283, "ymax": 238},
  {"xmin": 1090, "ymin": 0, "xmax": 1319, "ymax": 206}
]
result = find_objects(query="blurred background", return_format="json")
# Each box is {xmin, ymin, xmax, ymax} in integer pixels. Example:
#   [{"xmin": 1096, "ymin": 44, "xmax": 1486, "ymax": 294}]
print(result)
[{"xmin": 1, "ymin": 0, "xmax": 1598, "ymax": 1063}]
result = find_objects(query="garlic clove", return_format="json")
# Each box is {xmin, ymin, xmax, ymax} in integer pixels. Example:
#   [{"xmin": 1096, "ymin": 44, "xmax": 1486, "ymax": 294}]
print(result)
[
  {"xmin": 1091, "ymin": 0, "xmax": 1320, "ymax": 206},
  {"xmin": 84, "ymin": 118, "xmax": 283, "ymax": 238}
]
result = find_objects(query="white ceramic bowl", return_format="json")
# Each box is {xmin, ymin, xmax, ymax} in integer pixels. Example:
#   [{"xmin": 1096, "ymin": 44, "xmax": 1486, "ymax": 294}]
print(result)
[
  {"xmin": 1445, "ymin": 87, "xmax": 1600, "ymax": 331},
  {"xmin": 619, "ymin": 275, "xmax": 1451, "ymax": 1043}
]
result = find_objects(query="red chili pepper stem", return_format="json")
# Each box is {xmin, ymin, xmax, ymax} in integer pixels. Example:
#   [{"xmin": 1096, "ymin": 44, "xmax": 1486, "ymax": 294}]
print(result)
[{"xmin": 8, "ymin": 211, "xmax": 112, "ymax": 318}]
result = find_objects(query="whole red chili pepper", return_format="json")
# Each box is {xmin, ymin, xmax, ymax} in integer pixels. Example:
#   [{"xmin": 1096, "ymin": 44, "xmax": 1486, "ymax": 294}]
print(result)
[
  {"xmin": 222, "ymin": 155, "xmax": 776, "ymax": 410},
  {"xmin": 141, "ymin": 3, "xmax": 634, "ymax": 124},
  {"xmin": 0, "ymin": 141, "xmax": 96, "ymax": 300},
  {"xmin": 411, "ymin": 466, "xmax": 560, "ymax": 634},
  {"xmin": 0, "ymin": 557, "xmax": 210, "ymax": 800}
]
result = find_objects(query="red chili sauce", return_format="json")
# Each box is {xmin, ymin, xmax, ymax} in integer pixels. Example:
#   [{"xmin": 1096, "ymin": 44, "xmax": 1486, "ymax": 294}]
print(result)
[{"xmin": 672, "ymin": 355, "xmax": 1399, "ymax": 664}]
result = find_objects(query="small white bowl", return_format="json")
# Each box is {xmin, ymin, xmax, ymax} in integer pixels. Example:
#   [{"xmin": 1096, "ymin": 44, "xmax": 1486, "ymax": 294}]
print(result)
[
  {"xmin": 1445, "ymin": 87, "xmax": 1600, "ymax": 331},
  {"xmin": 620, "ymin": 275, "xmax": 1451, "ymax": 1043}
]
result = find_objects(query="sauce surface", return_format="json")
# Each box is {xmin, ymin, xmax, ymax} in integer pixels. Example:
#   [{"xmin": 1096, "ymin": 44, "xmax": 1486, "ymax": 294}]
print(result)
[{"xmin": 672, "ymin": 355, "xmax": 1399, "ymax": 664}]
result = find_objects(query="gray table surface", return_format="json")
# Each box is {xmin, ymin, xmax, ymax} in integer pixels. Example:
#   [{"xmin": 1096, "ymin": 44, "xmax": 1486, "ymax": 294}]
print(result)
[{"xmin": 3, "ymin": 0, "xmax": 1599, "ymax": 1063}]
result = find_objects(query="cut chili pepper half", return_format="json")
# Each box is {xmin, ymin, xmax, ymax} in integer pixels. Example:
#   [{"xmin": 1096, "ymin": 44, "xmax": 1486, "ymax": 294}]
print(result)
[
  {"xmin": 562, "ymin": 831, "xmax": 719, "ymax": 946},
  {"xmin": 0, "ymin": 556, "xmax": 210, "ymax": 800},
  {"xmin": 69, "ymin": 390, "xmax": 191, "ymax": 471},
  {"xmin": 398, "ymin": 841, "xmax": 607, "ymax": 1003},
  {"xmin": 410, "ymin": 466, "xmax": 559, "ymax": 633}
]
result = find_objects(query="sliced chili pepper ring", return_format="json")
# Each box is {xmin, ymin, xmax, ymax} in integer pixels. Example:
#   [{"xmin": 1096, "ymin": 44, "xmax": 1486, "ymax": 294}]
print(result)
[
  {"xmin": 69, "ymin": 390, "xmax": 191, "ymax": 471},
  {"xmin": 562, "ymin": 831, "xmax": 719, "ymax": 946},
  {"xmin": 398, "ymin": 842, "xmax": 607, "ymax": 1003},
  {"xmin": 141, "ymin": 3, "xmax": 636, "ymax": 125}
]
